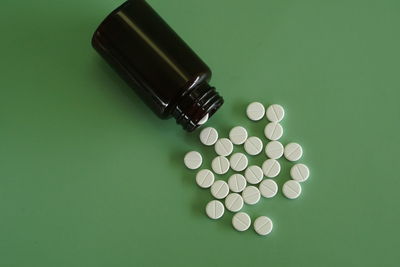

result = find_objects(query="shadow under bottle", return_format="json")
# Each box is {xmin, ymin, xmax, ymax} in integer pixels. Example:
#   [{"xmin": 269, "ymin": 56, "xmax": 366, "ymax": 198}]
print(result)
[{"xmin": 92, "ymin": 0, "xmax": 224, "ymax": 132}]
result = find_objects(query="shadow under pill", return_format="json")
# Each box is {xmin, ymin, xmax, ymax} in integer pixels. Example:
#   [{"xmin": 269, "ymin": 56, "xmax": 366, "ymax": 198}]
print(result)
[
  {"xmin": 190, "ymin": 191, "xmax": 213, "ymax": 217},
  {"xmin": 248, "ymin": 120, "xmax": 266, "ymax": 140},
  {"xmin": 231, "ymin": 100, "xmax": 248, "ymax": 118},
  {"xmin": 182, "ymin": 131, "xmax": 199, "ymax": 147},
  {"xmin": 216, "ymin": 211, "xmax": 234, "ymax": 232}
]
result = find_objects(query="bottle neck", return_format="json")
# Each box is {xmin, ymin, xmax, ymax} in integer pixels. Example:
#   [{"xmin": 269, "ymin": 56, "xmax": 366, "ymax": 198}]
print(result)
[{"xmin": 172, "ymin": 83, "xmax": 224, "ymax": 132}]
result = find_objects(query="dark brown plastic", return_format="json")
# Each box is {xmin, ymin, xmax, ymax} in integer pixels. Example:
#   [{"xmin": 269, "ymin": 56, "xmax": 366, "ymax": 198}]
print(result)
[{"xmin": 92, "ymin": 0, "xmax": 223, "ymax": 131}]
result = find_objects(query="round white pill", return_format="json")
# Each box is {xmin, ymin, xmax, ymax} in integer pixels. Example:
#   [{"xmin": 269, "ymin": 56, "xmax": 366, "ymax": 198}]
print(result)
[
  {"xmin": 210, "ymin": 180, "xmax": 230, "ymax": 199},
  {"xmin": 242, "ymin": 186, "xmax": 261, "ymax": 205},
  {"xmin": 262, "ymin": 159, "xmax": 281, "ymax": 178},
  {"xmin": 244, "ymin": 136, "xmax": 263, "ymax": 156},
  {"xmin": 184, "ymin": 151, "xmax": 202, "ymax": 170},
  {"xmin": 232, "ymin": 212, "xmax": 251, "ymax": 232},
  {"xmin": 283, "ymin": 180, "xmax": 302, "ymax": 199},
  {"xmin": 264, "ymin": 122, "xmax": 283, "ymax": 141},
  {"xmin": 225, "ymin": 193, "xmax": 244, "ymax": 212},
  {"xmin": 229, "ymin": 153, "xmax": 248, "ymax": 172},
  {"xmin": 197, "ymin": 113, "xmax": 209, "ymax": 125},
  {"xmin": 266, "ymin": 104, "xmax": 285, "ymax": 122},
  {"xmin": 199, "ymin": 127, "xmax": 218, "ymax": 146},
  {"xmin": 245, "ymin": 165, "xmax": 263, "ymax": 184},
  {"xmin": 228, "ymin": 174, "xmax": 247, "ymax": 193},
  {"xmin": 229, "ymin": 126, "xmax": 248, "ymax": 145},
  {"xmin": 195, "ymin": 169, "xmax": 215, "ymax": 188},
  {"xmin": 290, "ymin": 164, "xmax": 310, "ymax": 182},
  {"xmin": 259, "ymin": 179, "xmax": 278, "ymax": 198},
  {"xmin": 215, "ymin": 138, "xmax": 234, "ymax": 156},
  {"xmin": 246, "ymin": 102, "xmax": 265, "ymax": 121},
  {"xmin": 211, "ymin": 156, "xmax": 230, "ymax": 175},
  {"xmin": 284, "ymin": 143, "xmax": 303, "ymax": 162},
  {"xmin": 206, "ymin": 200, "xmax": 225, "ymax": 219},
  {"xmin": 265, "ymin": 141, "xmax": 284, "ymax": 159},
  {"xmin": 254, "ymin": 216, "xmax": 273, "ymax": 236}
]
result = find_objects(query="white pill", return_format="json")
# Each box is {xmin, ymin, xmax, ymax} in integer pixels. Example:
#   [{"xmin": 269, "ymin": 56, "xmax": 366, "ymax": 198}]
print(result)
[
  {"xmin": 206, "ymin": 200, "xmax": 225, "ymax": 219},
  {"xmin": 211, "ymin": 156, "xmax": 230, "ymax": 175},
  {"xmin": 290, "ymin": 164, "xmax": 310, "ymax": 182},
  {"xmin": 215, "ymin": 138, "xmax": 234, "ymax": 156},
  {"xmin": 242, "ymin": 186, "xmax": 261, "ymax": 205},
  {"xmin": 265, "ymin": 141, "xmax": 284, "ymax": 159},
  {"xmin": 184, "ymin": 151, "xmax": 202, "ymax": 170},
  {"xmin": 246, "ymin": 102, "xmax": 265, "ymax": 121},
  {"xmin": 262, "ymin": 159, "xmax": 281, "ymax": 178},
  {"xmin": 229, "ymin": 153, "xmax": 248, "ymax": 172},
  {"xmin": 284, "ymin": 143, "xmax": 303, "ymax": 161},
  {"xmin": 264, "ymin": 122, "xmax": 283, "ymax": 141},
  {"xmin": 244, "ymin": 136, "xmax": 263, "ymax": 156},
  {"xmin": 266, "ymin": 104, "xmax": 285, "ymax": 122},
  {"xmin": 225, "ymin": 193, "xmax": 244, "ymax": 212},
  {"xmin": 245, "ymin": 165, "xmax": 264, "ymax": 184},
  {"xmin": 229, "ymin": 126, "xmax": 248, "ymax": 145},
  {"xmin": 210, "ymin": 180, "xmax": 230, "ymax": 199},
  {"xmin": 259, "ymin": 179, "xmax": 278, "ymax": 198},
  {"xmin": 197, "ymin": 113, "xmax": 209, "ymax": 125},
  {"xmin": 282, "ymin": 180, "xmax": 302, "ymax": 199},
  {"xmin": 254, "ymin": 216, "xmax": 273, "ymax": 236},
  {"xmin": 228, "ymin": 174, "xmax": 247, "ymax": 193},
  {"xmin": 199, "ymin": 127, "xmax": 218, "ymax": 146},
  {"xmin": 195, "ymin": 169, "xmax": 215, "ymax": 188},
  {"xmin": 232, "ymin": 212, "xmax": 251, "ymax": 232}
]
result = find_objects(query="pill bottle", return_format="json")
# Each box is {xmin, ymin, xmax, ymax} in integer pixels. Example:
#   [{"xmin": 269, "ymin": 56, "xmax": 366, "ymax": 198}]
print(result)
[{"xmin": 92, "ymin": 0, "xmax": 224, "ymax": 131}]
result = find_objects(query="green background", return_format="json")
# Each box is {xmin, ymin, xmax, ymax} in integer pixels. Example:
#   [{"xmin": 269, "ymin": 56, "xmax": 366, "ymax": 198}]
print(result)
[{"xmin": 1, "ymin": 0, "xmax": 399, "ymax": 266}]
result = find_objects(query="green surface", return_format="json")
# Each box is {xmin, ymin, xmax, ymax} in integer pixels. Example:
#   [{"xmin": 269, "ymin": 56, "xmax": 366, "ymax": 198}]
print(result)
[{"xmin": 1, "ymin": 0, "xmax": 400, "ymax": 266}]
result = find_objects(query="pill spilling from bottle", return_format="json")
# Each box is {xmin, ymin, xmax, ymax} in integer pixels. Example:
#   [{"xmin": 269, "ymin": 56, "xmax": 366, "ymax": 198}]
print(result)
[
  {"xmin": 93, "ymin": 0, "xmax": 311, "ymax": 238},
  {"xmin": 184, "ymin": 102, "xmax": 311, "ymax": 236}
]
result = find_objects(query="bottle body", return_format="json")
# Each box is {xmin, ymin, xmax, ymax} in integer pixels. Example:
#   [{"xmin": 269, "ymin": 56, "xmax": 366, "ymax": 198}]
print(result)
[{"xmin": 92, "ymin": 0, "xmax": 223, "ymax": 131}]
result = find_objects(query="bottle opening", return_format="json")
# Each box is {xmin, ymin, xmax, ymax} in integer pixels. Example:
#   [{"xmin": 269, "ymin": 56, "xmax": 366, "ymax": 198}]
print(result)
[{"xmin": 173, "ymin": 83, "xmax": 224, "ymax": 132}]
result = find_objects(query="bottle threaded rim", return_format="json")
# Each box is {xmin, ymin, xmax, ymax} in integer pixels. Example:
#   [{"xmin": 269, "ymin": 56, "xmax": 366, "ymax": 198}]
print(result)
[{"xmin": 173, "ymin": 83, "xmax": 224, "ymax": 132}]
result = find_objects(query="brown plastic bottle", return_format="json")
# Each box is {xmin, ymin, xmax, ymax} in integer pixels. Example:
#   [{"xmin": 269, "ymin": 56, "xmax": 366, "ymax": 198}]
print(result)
[{"xmin": 92, "ymin": 0, "xmax": 224, "ymax": 132}]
